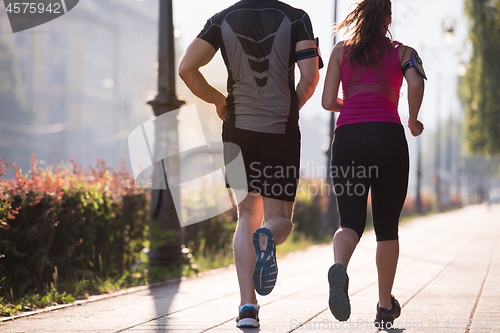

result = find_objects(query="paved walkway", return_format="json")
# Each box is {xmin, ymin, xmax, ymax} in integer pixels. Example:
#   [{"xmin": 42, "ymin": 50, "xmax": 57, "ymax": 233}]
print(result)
[{"xmin": 1, "ymin": 204, "xmax": 499, "ymax": 332}]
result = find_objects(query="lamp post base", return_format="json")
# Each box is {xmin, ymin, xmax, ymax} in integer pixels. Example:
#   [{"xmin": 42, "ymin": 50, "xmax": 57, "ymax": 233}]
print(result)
[{"xmin": 147, "ymin": 95, "xmax": 185, "ymax": 266}]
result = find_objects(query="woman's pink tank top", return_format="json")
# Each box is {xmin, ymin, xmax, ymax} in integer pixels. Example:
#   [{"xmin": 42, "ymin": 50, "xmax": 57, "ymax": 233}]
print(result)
[{"xmin": 336, "ymin": 38, "xmax": 404, "ymax": 128}]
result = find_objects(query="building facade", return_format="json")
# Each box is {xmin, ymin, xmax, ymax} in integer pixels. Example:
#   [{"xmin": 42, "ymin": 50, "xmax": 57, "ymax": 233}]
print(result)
[{"xmin": 0, "ymin": 0, "xmax": 158, "ymax": 170}]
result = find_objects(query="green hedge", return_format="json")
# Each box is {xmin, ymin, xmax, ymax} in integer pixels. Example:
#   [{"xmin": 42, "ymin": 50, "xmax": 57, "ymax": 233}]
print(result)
[{"xmin": 0, "ymin": 157, "xmax": 149, "ymax": 299}]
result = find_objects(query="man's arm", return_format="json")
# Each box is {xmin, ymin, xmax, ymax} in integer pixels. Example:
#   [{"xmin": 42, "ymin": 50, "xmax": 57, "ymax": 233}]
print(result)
[
  {"xmin": 178, "ymin": 38, "xmax": 227, "ymax": 120},
  {"xmin": 296, "ymin": 40, "xmax": 320, "ymax": 110}
]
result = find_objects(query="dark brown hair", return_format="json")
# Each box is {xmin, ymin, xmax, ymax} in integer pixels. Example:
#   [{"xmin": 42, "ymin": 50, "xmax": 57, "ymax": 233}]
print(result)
[{"xmin": 334, "ymin": 0, "xmax": 393, "ymax": 65}]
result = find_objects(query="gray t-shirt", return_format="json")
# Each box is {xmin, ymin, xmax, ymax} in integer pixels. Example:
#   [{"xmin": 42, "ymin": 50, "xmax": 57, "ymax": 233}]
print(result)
[{"xmin": 197, "ymin": 0, "xmax": 315, "ymax": 134}]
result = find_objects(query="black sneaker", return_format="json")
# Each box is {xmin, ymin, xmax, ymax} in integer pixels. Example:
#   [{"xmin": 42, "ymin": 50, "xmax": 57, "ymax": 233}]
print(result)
[
  {"xmin": 374, "ymin": 295, "xmax": 401, "ymax": 330},
  {"xmin": 328, "ymin": 263, "xmax": 351, "ymax": 321}
]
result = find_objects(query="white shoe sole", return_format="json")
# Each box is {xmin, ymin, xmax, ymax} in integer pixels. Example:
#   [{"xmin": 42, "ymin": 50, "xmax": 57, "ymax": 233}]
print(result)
[{"xmin": 236, "ymin": 318, "xmax": 259, "ymax": 328}]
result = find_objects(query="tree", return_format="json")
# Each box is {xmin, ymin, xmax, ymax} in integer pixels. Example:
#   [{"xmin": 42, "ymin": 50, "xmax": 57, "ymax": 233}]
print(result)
[{"xmin": 460, "ymin": 0, "xmax": 500, "ymax": 155}]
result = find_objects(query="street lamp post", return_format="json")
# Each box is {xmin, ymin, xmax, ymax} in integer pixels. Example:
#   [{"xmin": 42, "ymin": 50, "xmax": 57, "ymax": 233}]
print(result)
[
  {"xmin": 415, "ymin": 45, "xmax": 425, "ymax": 215},
  {"xmin": 434, "ymin": 75, "xmax": 442, "ymax": 211},
  {"xmin": 416, "ymin": 137, "xmax": 423, "ymax": 214},
  {"xmin": 147, "ymin": 0, "xmax": 185, "ymax": 265},
  {"xmin": 325, "ymin": 0, "xmax": 340, "ymax": 233},
  {"xmin": 433, "ymin": 20, "xmax": 455, "ymax": 212}
]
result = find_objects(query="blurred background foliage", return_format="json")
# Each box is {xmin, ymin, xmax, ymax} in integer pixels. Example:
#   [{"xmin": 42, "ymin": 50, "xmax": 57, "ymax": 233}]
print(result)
[{"xmin": 461, "ymin": 0, "xmax": 500, "ymax": 155}]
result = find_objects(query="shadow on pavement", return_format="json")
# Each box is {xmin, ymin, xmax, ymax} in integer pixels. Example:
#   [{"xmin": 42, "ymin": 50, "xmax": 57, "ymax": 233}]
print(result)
[
  {"xmin": 381, "ymin": 328, "xmax": 405, "ymax": 332},
  {"xmin": 144, "ymin": 264, "xmax": 182, "ymax": 332},
  {"xmin": 238, "ymin": 328, "xmax": 261, "ymax": 332}
]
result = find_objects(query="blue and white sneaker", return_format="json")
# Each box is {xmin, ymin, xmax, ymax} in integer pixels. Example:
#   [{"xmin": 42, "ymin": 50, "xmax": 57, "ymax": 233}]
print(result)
[
  {"xmin": 236, "ymin": 303, "xmax": 260, "ymax": 328},
  {"xmin": 252, "ymin": 227, "xmax": 277, "ymax": 296}
]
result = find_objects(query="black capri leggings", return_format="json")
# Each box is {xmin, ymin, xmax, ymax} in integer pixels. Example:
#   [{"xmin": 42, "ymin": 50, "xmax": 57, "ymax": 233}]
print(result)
[{"xmin": 331, "ymin": 122, "xmax": 409, "ymax": 242}]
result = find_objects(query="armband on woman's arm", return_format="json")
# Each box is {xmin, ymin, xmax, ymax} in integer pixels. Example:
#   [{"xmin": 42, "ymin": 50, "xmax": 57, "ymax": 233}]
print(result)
[{"xmin": 402, "ymin": 52, "xmax": 427, "ymax": 80}]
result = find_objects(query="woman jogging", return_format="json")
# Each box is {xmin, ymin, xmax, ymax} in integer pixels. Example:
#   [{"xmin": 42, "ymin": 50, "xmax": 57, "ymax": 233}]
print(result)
[{"xmin": 322, "ymin": 0, "xmax": 425, "ymax": 329}]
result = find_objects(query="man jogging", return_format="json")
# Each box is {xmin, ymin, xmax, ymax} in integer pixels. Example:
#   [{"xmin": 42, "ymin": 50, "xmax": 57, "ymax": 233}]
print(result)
[{"xmin": 179, "ymin": 0, "xmax": 320, "ymax": 328}]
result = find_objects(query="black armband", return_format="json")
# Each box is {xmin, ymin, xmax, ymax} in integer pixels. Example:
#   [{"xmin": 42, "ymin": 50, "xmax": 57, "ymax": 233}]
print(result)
[{"xmin": 296, "ymin": 37, "xmax": 324, "ymax": 69}]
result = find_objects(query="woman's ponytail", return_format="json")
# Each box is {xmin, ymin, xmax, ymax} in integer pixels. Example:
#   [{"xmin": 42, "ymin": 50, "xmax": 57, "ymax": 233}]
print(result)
[{"xmin": 334, "ymin": 0, "xmax": 393, "ymax": 65}]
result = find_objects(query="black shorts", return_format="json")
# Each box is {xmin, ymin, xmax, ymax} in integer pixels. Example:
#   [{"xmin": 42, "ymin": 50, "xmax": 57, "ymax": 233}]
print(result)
[
  {"xmin": 331, "ymin": 122, "xmax": 409, "ymax": 242},
  {"xmin": 222, "ymin": 122, "xmax": 300, "ymax": 202}
]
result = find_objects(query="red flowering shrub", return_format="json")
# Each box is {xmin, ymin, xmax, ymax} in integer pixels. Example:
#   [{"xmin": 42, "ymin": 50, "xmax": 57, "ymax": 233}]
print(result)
[
  {"xmin": 0, "ymin": 162, "xmax": 19, "ymax": 228},
  {"xmin": 0, "ymin": 155, "xmax": 149, "ymax": 299}
]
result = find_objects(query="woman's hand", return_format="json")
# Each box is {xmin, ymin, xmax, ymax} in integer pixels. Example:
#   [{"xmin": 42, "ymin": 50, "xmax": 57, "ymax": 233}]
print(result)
[{"xmin": 408, "ymin": 119, "xmax": 424, "ymax": 137}]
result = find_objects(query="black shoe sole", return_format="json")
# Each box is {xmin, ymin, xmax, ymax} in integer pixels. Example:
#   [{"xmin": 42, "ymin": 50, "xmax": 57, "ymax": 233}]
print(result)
[{"xmin": 328, "ymin": 263, "xmax": 351, "ymax": 321}]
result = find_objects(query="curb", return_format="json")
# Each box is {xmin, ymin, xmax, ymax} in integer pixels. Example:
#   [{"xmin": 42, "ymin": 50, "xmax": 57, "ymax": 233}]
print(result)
[
  {"xmin": 0, "ymin": 264, "xmax": 239, "ymax": 323},
  {"xmin": 0, "ymin": 277, "xmax": 182, "ymax": 323}
]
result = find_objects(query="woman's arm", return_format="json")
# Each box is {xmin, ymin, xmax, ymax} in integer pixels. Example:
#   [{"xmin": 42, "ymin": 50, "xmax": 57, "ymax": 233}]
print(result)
[
  {"xmin": 322, "ymin": 41, "xmax": 344, "ymax": 112},
  {"xmin": 400, "ymin": 45, "xmax": 425, "ymax": 137}
]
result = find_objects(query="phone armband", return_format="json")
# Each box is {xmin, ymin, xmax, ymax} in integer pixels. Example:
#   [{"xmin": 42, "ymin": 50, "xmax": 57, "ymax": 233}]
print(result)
[{"xmin": 402, "ymin": 52, "xmax": 427, "ymax": 80}]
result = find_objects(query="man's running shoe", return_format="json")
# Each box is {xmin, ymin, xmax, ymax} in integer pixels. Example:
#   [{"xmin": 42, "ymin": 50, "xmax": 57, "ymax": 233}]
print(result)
[
  {"xmin": 374, "ymin": 295, "xmax": 401, "ymax": 330},
  {"xmin": 252, "ymin": 228, "xmax": 277, "ymax": 296},
  {"xmin": 236, "ymin": 303, "xmax": 260, "ymax": 328},
  {"xmin": 328, "ymin": 263, "xmax": 351, "ymax": 321}
]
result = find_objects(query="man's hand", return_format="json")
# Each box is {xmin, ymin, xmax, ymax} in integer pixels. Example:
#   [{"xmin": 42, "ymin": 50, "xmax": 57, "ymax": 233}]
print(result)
[
  {"xmin": 408, "ymin": 119, "xmax": 424, "ymax": 137},
  {"xmin": 216, "ymin": 100, "xmax": 227, "ymax": 120}
]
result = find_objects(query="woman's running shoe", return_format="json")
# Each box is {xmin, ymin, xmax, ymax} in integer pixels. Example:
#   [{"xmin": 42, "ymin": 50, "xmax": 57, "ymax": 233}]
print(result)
[
  {"xmin": 328, "ymin": 263, "xmax": 351, "ymax": 321},
  {"xmin": 236, "ymin": 303, "xmax": 260, "ymax": 328},
  {"xmin": 252, "ymin": 228, "xmax": 277, "ymax": 296},
  {"xmin": 374, "ymin": 295, "xmax": 401, "ymax": 329}
]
